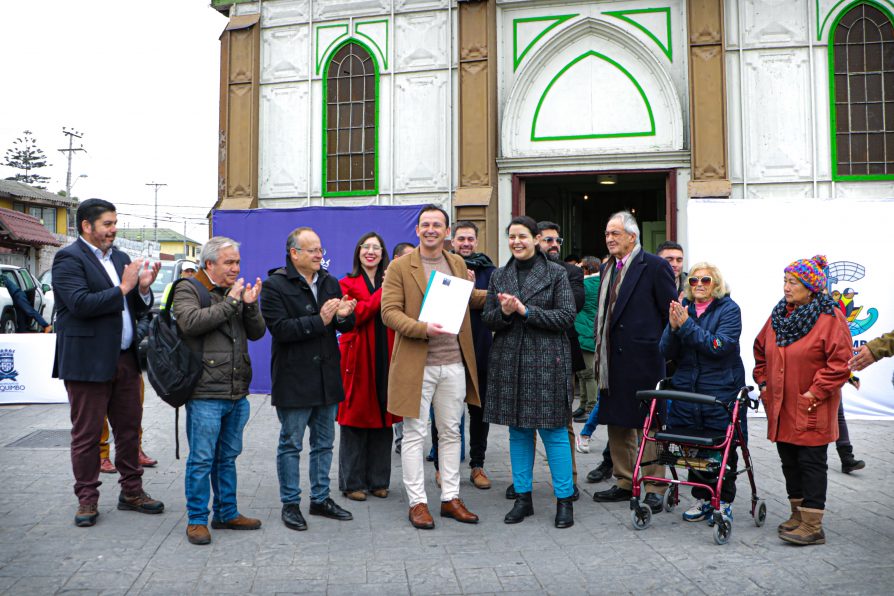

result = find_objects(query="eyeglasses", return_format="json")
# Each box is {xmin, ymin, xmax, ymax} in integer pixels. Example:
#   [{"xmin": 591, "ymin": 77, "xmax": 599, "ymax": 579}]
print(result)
[
  {"xmin": 541, "ymin": 237, "xmax": 564, "ymax": 245},
  {"xmin": 360, "ymin": 244, "xmax": 383, "ymax": 252},
  {"xmin": 296, "ymin": 247, "xmax": 327, "ymax": 256},
  {"xmin": 688, "ymin": 276, "xmax": 713, "ymax": 286}
]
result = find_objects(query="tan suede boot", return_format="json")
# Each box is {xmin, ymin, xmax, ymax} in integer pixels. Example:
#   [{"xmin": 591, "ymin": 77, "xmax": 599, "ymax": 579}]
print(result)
[
  {"xmin": 777, "ymin": 498, "xmax": 803, "ymax": 534},
  {"xmin": 779, "ymin": 507, "xmax": 825, "ymax": 545}
]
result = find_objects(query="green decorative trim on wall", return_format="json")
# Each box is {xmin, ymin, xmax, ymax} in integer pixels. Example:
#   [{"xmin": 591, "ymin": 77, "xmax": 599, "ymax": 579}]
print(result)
[
  {"xmin": 315, "ymin": 23, "xmax": 350, "ymax": 75},
  {"xmin": 603, "ymin": 7, "xmax": 673, "ymax": 61},
  {"xmin": 531, "ymin": 51, "xmax": 656, "ymax": 142},
  {"xmin": 513, "ymin": 14, "xmax": 578, "ymax": 71},
  {"xmin": 321, "ymin": 38, "xmax": 381, "ymax": 198},
  {"xmin": 827, "ymin": 0, "xmax": 894, "ymax": 180},
  {"xmin": 817, "ymin": 0, "xmax": 894, "ymax": 40},
  {"xmin": 354, "ymin": 19, "xmax": 389, "ymax": 71}
]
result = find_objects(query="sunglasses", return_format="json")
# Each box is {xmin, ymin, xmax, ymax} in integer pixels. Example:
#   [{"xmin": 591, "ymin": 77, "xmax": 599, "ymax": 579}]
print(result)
[
  {"xmin": 542, "ymin": 237, "xmax": 564, "ymax": 245},
  {"xmin": 688, "ymin": 276, "xmax": 713, "ymax": 286}
]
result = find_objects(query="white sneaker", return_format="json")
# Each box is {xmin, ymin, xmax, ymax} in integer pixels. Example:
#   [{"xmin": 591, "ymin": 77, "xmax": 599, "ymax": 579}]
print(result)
[
  {"xmin": 575, "ymin": 435, "xmax": 590, "ymax": 454},
  {"xmin": 682, "ymin": 499, "xmax": 713, "ymax": 522}
]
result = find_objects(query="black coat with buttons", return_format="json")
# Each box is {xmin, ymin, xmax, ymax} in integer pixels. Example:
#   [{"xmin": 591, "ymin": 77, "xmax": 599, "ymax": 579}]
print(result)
[{"xmin": 261, "ymin": 260, "xmax": 355, "ymax": 408}]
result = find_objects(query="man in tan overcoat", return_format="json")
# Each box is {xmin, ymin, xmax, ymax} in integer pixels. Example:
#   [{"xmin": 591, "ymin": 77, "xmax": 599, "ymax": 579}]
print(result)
[{"xmin": 381, "ymin": 204, "xmax": 486, "ymax": 529}]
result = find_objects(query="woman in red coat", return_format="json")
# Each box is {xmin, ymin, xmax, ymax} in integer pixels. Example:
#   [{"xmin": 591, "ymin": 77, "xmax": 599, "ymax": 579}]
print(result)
[
  {"xmin": 338, "ymin": 232, "xmax": 399, "ymax": 500},
  {"xmin": 753, "ymin": 254, "xmax": 852, "ymax": 546}
]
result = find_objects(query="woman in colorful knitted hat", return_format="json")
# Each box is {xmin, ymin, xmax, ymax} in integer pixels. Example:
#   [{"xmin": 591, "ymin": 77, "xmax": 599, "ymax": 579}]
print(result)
[{"xmin": 753, "ymin": 255, "xmax": 852, "ymax": 546}]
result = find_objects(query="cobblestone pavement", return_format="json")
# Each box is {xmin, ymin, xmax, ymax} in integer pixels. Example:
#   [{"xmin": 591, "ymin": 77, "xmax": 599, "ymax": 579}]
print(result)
[{"xmin": 1, "ymin": 387, "xmax": 893, "ymax": 595}]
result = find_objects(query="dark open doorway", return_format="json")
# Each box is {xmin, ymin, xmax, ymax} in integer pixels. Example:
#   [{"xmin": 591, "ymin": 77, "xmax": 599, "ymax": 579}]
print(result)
[{"xmin": 513, "ymin": 170, "xmax": 676, "ymax": 259}]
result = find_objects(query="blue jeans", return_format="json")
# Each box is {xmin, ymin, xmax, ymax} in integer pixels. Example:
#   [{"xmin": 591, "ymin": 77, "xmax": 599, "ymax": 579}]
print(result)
[
  {"xmin": 185, "ymin": 397, "xmax": 250, "ymax": 525},
  {"xmin": 581, "ymin": 392, "xmax": 601, "ymax": 437},
  {"xmin": 276, "ymin": 404, "xmax": 338, "ymax": 505},
  {"xmin": 509, "ymin": 426, "xmax": 574, "ymax": 499}
]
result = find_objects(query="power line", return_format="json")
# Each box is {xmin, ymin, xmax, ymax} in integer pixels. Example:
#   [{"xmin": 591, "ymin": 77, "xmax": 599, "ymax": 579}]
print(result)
[{"xmin": 145, "ymin": 182, "xmax": 167, "ymax": 242}]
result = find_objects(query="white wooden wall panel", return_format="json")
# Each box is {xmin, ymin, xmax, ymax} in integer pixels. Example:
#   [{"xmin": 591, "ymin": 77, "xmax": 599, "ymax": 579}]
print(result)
[
  {"xmin": 743, "ymin": 48, "xmax": 812, "ymax": 180},
  {"xmin": 834, "ymin": 181, "xmax": 894, "ymax": 199},
  {"xmin": 724, "ymin": 0, "xmax": 740, "ymax": 48},
  {"xmin": 812, "ymin": 45, "xmax": 832, "ymax": 180},
  {"xmin": 260, "ymin": 83, "xmax": 310, "ymax": 198},
  {"xmin": 725, "ymin": 52, "xmax": 743, "ymax": 182},
  {"xmin": 395, "ymin": 11, "xmax": 449, "ymax": 71},
  {"xmin": 396, "ymin": 0, "xmax": 448, "ymax": 11},
  {"xmin": 745, "ymin": 183, "xmax": 813, "ymax": 200},
  {"xmin": 235, "ymin": 2, "xmax": 259, "ymax": 16},
  {"xmin": 313, "ymin": 0, "xmax": 389, "ymax": 21},
  {"xmin": 262, "ymin": 25, "xmax": 309, "ymax": 83},
  {"xmin": 394, "ymin": 72, "xmax": 448, "ymax": 191},
  {"xmin": 262, "ymin": 0, "xmax": 310, "ymax": 26},
  {"xmin": 391, "ymin": 193, "xmax": 449, "ymax": 207},
  {"xmin": 741, "ymin": 0, "xmax": 808, "ymax": 47}
]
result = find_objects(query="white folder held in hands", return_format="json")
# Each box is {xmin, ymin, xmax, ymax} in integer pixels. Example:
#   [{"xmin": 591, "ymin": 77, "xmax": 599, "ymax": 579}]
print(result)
[{"xmin": 418, "ymin": 271, "xmax": 474, "ymax": 335}]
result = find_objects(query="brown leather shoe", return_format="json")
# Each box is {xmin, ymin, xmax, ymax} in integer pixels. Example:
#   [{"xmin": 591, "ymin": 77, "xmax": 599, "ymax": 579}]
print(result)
[
  {"xmin": 138, "ymin": 450, "xmax": 158, "ymax": 468},
  {"xmin": 100, "ymin": 458, "xmax": 117, "ymax": 474},
  {"xmin": 370, "ymin": 488, "xmax": 389, "ymax": 498},
  {"xmin": 211, "ymin": 514, "xmax": 261, "ymax": 530},
  {"xmin": 470, "ymin": 467, "xmax": 491, "ymax": 489},
  {"xmin": 187, "ymin": 524, "xmax": 211, "ymax": 545},
  {"xmin": 440, "ymin": 498, "xmax": 479, "ymax": 524},
  {"xmin": 118, "ymin": 490, "xmax": 164, "ymax": 514},
  {"xmin": 343, "ymin": 490, "xmax": 367, "ymax": 501},
  {"xmin": 409, "ymin": 503, "xmax": 435, "ymax": 529},
  {"xmin": 74, "ymin": 503, "xmax": 99, "ymax": 527}
]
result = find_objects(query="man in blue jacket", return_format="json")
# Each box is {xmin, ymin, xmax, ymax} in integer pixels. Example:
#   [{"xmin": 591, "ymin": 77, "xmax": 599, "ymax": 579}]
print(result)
[
  {"xmin": 1, "ymin": 275, "xmax": 51, "ymax": 332},
  {"xmin": 52, "ymin": 198, "xmax": 164, "ymax": 528}
]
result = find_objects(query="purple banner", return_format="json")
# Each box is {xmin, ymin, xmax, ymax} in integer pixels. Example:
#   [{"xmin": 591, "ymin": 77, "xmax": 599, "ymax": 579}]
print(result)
[{"xmin": 212, "ymin": 205, "xmax": 422, "ymax": 394}]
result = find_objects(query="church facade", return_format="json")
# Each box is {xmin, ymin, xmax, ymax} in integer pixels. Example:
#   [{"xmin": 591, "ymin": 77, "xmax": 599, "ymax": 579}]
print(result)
[{"xmin": 211, "ymin": 0, "xmax": 894, "ymax": 260}]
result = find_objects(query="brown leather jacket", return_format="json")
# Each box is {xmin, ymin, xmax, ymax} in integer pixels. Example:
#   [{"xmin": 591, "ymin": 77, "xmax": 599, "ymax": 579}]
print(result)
[{"xmin": 172, "ymin": 269, "xmax": 266, "ymax": 400}]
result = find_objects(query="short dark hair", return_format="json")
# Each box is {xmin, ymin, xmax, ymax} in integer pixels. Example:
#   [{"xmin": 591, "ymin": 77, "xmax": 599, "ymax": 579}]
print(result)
[
  {"xmin": 656, "ymin": 240, "xmax": 684, "ymax": 255},
  {"xmin": 417, "ymin": 204, "xmax": 449, "ymax": 227},
  {"xmin": 77, "ymin": 198, "xmax": 116, "ymax": 235},
  {"xmin": 563, "ymin": 254, "xmax": 580, "ymax": 264},
  {"xmin": 537, "ymin": 220, "xmax": 561, "ymax": 234},
  {"xmin": 392, "ymin": 242, "xmax": 414, "ymax": 259},
  {"xmin": 453, "ymin": 220, "xmax": 478, "ymax": 236},
  {"xmin": 348, "ymin": 231, "xmax": 390, "ymax": 279},
  {"xmin": 506, "ymin": 215, "xmax": 540, "ymax": 238},
  {"xmin": 287, "ymin": 227, "xmax": 315, "ymax": 253},
  {"xmin": 580, "ymin": 255, "xmax": 600, "ymax": 274}
]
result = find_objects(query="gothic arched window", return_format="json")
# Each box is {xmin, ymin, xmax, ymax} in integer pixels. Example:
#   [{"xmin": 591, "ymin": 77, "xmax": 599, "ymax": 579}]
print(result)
[
  {"xmin": 324, "ymin": 42, "xmax": 378, "ymax": 195},
  {"xmin": 830, "ymin": 3, "xmax": 894, "ymax": 178}
]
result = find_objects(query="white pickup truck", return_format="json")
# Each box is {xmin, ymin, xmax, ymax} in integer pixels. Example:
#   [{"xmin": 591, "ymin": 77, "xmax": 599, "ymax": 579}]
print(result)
[{"xmin": 0, "ymin": 265, "xmax": 48, "ymax": 333}]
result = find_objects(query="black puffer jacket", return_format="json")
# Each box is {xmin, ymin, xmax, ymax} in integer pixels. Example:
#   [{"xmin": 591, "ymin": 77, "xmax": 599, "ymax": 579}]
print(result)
[
  {"xmin": 261, "ymin": 260, "xmax": 355, "ymax": 408},
  {"xmin": 172, "ymin": 269, "xmax": 266, "ymax": 400}
]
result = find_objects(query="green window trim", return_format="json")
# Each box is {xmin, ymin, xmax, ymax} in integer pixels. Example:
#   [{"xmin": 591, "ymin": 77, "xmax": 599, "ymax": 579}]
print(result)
[
  {"xmin": 355, "ymin": 19, "xmax": 390, "ymax": 71},
  {"xmin": 531, "ymin": 50, "xmax": 656, "ymax": 142},
  {"xmin": 827, "ymin": 0, "xmax": 894, "ymax": 181},
  {"xmin": 603, "ymin": 7, "xmax": 673, "ymax": 62},
  {"xmin": 817, "ymin": 0, "xmax": 894, "ymax": 40},
  {"xmin": 513, "ymin": 14, "xmax": 579, "ymax": 71},
  {"xmin": 321, "ymin": 38, "xmax": 381, "ymax": 198},
  {"xmin": 316, "ymin": 24, "xmax": 350, "ymax": 75}
]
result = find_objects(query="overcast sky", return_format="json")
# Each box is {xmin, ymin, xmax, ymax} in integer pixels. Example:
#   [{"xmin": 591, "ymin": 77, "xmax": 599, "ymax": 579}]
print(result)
[{"xmin": 0, "ymin": 1, "xmax": 228, "ymax": 243}]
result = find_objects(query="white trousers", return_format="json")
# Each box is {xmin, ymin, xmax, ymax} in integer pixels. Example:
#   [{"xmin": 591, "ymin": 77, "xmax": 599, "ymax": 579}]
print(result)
[{"xmin": 401, "ymin": 363, "xmax": 466, "ymax": 506}]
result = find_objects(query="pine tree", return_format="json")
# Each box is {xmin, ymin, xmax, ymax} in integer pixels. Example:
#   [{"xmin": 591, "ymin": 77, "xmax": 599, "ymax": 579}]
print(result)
[{"xmin": 3, "ymin": 130, "xmax": 52, "ymax": 189}]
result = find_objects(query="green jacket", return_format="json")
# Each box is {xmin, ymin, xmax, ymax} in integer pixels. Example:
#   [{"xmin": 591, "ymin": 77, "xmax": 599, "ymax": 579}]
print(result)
[
  {"xmin": 574, "ymin": 274, "xmax": 600, "ymax": 353},
  {"xmin": 867, "ymin": 329, "xmax": 894, "ymax": 361}
]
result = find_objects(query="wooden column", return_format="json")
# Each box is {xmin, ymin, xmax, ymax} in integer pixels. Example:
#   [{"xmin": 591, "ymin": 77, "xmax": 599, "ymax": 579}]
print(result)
[
  {"xmin": 687, "ymin": 0, "xmax": 731, "ymax": 198},
  {"xmin": 456, "ymin": 0, "xmax": 499, "ymax": 257},
  {"xmin": 215, "ymin": 14, "xmax": 261, "ymax": 214}
]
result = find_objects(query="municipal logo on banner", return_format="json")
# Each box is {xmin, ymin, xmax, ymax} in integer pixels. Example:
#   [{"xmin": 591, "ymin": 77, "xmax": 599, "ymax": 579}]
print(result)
[
  {"xmin": 0, "ymin": 349, "xmax": 18, "ymax": 381},
  {"xmin": 825, "ymin": 261, "xmax": 879, "ymax": 338}
]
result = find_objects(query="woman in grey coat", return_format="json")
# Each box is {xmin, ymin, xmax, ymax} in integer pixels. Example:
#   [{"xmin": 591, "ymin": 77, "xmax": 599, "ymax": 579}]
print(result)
[{"xmin": 482, "ymin": 216, "xmax": 577, "ymax": 528}]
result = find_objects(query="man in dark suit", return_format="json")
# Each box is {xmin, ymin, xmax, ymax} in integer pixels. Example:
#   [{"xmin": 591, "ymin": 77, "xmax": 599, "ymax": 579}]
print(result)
[
  {"xmin": 591, "ymin": 211, "xmax": 676, "ymax": 514},
  {"xmin": 52, "ymin": 198, "xmax": 164, "ymax": 527}
]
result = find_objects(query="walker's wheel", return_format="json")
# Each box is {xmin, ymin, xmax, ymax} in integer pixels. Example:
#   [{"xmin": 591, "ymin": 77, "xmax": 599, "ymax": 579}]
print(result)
[
  {"xmin": 713, "ymin": 515, "xmax": 732, "ymax": 545},
  {"xmin": 631, "ymin": 505, "xmax": 652, "ymax": 530},
  {"xmin": 662, "ymin": 485, "xmax": 678, "ymax": 513},
  {"xmin": 753, "ymin": 499, "xmax": 767, "ymax": 527}
]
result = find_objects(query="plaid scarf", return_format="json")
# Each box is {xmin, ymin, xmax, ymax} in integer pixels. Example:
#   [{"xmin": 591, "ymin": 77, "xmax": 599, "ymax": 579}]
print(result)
[{"xmin": 770, "ymin": 293, "xmax": 837, "ymax": 347}]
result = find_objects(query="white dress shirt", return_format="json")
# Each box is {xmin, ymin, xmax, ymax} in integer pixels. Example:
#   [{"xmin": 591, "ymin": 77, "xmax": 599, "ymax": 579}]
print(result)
[{"xmin": 79, "ymin": 237, "xmax": 151, "ymax": 350}]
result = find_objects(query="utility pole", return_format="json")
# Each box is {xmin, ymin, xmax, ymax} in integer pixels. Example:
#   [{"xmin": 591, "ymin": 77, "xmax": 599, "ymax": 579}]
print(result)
[
  {"xmin": 183, "ymin": 219, "xmax": 188, "ymax": 258},
  {"xmin": 59, "ymin": 128, "xmax": 85, "ymax": 234},
  {"xmin": 145, "ymin": 182, "xmax": 167, "ymax": 242}
]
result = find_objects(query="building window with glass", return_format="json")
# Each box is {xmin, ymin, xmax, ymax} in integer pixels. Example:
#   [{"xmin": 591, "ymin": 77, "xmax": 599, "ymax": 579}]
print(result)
[
  {"xmin": 830, "ymin": 3, "xmax": 894, "ymax": 178},
  {"xmin": 324, "ymin": 42, "xmax": 378, "ymax": 195}
]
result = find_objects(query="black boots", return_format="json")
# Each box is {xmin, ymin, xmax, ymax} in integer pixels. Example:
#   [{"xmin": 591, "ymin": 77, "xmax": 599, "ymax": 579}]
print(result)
[
  {"xmin": 838, "ymin": 445, "xmax": 865, "ymax": 474},
  {"xmin": 504, "ymin": 491, "xmax": 534, "ymax": 524},
  {"xmin": 555, "ymin": 497, "xmax": 574, "ymax": 529}
]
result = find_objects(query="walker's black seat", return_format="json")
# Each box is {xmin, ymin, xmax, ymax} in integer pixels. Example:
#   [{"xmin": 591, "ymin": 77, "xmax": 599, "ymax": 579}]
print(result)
[
  {"xmin": 637, "ymin": 389, "xmax": 717, "ymax": 406},
  {"xmin": 654, "ymin": 428, "xmax": 727, "ymax": 447}
]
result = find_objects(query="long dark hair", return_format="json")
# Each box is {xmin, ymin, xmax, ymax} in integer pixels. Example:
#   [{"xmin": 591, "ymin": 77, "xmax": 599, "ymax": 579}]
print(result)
[{"xmin": 347, "ymin": 231, "xmax": 390, "ymax": 282}]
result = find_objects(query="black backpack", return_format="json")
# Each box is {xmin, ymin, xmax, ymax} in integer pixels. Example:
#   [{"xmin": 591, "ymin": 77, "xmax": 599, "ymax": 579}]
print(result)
[{"xmin": 146, "ymin": 276, "xmax": 210, "ymax": 457}]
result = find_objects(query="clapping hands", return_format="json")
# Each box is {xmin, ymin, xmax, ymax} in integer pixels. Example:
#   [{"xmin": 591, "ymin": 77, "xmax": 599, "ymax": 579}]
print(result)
[
  {"xmin": 669, "ymin": 300, "xmax": 688, "ymax": 330},
  {"xmin": 498, "ymin": 292, "xmax": 527, "ymax": 317}
]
